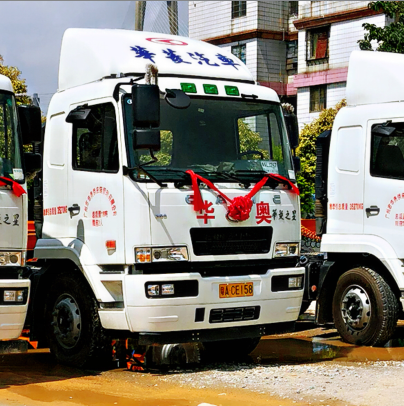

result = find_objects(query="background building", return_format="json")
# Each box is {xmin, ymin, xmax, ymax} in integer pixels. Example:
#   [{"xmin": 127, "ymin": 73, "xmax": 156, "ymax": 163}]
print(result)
[{"xmin": 189, "ymin": 1, "xmax": 386, "ymax": 128}]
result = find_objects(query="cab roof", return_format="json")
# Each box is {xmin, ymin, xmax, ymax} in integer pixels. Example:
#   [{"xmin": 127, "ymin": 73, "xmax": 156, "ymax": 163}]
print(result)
[
  {"xmin": 58, "ymin": 28, "xmax": 254, "ymax": 91},
  {"xmin": 346, "ymin": 50, "xmax": 404, "ymax": 106},
  {"xmin": 0, "ymin": 74, "xmax": 13, "ymax": 93}
]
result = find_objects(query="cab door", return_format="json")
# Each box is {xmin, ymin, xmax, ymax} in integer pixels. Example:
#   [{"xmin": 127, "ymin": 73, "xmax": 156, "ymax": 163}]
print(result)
[
  {"xmin": 363, "ymin": 119, "xmax": 404, "ymax": 258},
  {"xmin": 67, "ymin": 100, "xmax": 125, "ymax": 264}
]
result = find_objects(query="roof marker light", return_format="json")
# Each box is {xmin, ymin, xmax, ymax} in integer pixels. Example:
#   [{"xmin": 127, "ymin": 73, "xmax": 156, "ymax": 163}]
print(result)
[
  {"xmin": 180, "ymin": 83, "xmax": 197, "ymax": 93},
  {"xmin": 203, "ymin": 84, "xmax": 218, "ymax": 95},
  {"xmin": 225, "ymin": 85, "xmax": 240, "ymax": 96}
]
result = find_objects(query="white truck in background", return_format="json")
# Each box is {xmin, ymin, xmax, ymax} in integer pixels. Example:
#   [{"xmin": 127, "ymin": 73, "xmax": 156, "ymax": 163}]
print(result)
[
  {"xmin": 0, "ymin": 74, "xmax": 41, "ymax": 350},
  {"xmin": 23, "ymin": 29, "xmax": 304, "ymax": 367},
  {"xmin": 306, "ymin": 50, "xmax": 404, "ymax": 346}
]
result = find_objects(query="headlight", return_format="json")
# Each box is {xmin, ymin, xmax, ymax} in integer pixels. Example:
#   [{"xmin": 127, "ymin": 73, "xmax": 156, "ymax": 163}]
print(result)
[
  {"xmin": 274, "ymin": 243, "xmax": 300, "ymax": 258},
  {"xmin": 135, "ymin": 247, "xmax": 188, "ymax": 263},
  {"xmin": 0, "ymin": 252, "xmax": 23, "ymax": 266}
]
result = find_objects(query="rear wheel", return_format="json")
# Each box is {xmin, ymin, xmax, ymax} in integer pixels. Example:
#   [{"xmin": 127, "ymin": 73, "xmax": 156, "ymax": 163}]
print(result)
[
  {"xmin": 332, "ymin": 267, "xmax": 398, "ymax": 346},
  {"xmin": 46, "ymin": 272, "xmax": 111, "ymax": 368}
]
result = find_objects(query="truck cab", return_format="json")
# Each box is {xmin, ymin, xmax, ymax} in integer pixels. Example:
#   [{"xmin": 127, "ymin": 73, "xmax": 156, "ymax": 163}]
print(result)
[
  {"xmin": 30, "ymin": 29, "xmax": 304, "ymax": 367},
  {"xmin": 0, "ymin": 74, "xmax": 30, "ymax": 342},
  {"xmin": 315, "ymin": 51, "xmax": 404, "ymax": 346}
]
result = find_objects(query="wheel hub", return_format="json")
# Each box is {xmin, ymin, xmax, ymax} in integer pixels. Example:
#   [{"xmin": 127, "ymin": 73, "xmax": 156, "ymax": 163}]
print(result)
[
  {"xmin": 341, "ymin": 286, "xmax": 371, "ymax": 330},
  {"xmin": 51, "ymin": 294, "xmax": 81, "ymax": 349}
]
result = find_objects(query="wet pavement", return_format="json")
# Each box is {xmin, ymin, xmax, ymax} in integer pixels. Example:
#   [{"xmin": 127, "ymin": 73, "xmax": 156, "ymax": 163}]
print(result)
[{"xmin": 2, "ymin": 319, "xmax": 404, "ymax": 405}]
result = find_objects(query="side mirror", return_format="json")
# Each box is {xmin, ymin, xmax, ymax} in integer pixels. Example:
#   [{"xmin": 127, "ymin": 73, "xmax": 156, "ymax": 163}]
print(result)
[
  {"xmin": 24, "ymin": 152, "xmax": 42, "ymax": 174},
  {"xmin": 66, "ymin": 107, "xmax": 91, "ymax": 124},
  {"xmin": 165, "ymin": 89, "xmax": 191, "ymax": 109},
  {"xmin": 132, "ymin": 84, "xmax": 160, "ymax": 128},
  {"xmin": 18, "ymin": 105, "xmax": 42, "ymax": 144},
  {"xmin": 133, "ymin": 129, "xmax": 160, "ymax": 151},
  {"xmin": 284, "ymin": 112, "xmax": 299, "ymax": 149},
  {"xmin": 292, "ymin": 156, "xmax": 301, "ymax": 173}
]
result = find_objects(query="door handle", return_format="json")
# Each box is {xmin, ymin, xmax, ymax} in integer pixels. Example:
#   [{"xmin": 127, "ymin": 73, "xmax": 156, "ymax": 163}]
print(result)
[
  {"xmin": 366, "ymin": 205, "xmax": 380, "ymax": 218},
  {"xmin": 68, "ymin": 204, "xmax": 80, "ymax": 218}
]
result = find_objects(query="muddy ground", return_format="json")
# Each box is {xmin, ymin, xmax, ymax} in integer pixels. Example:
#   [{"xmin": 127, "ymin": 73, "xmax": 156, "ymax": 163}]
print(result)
[{"xmin": 2, "ymin": 310, "xmax": 404, "ymax": 406}]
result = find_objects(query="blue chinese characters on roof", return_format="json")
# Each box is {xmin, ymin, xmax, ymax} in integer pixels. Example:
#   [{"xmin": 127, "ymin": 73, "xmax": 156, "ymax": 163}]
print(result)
[{"xmin": 130, "ymin": 46, "xmax": 240, "ymax": 70}]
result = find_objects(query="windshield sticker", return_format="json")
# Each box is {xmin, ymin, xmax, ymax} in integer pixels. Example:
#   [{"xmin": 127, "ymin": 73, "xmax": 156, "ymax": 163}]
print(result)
[
  {"xmin": 130, "ymin": 46, "xmax": 240, "ymax": 70},
  {"xmin": 260, "ymin": 161, "xmax": 278, "ymax": 174},
  {"xmin": 13, "ymin": 169, "xmax": 23, "ymax": 181},
  {"xmin": 83, "ymin": 187, "xmax": 117, "ymax": 225},
  {"xmin": 288, "ymin": 170, "xmax": 295, "ymax": 180}
]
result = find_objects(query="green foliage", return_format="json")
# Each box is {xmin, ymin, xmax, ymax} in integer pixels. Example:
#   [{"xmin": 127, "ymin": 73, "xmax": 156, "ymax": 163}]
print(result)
[
  {"xmin": 0, "ymin": 55, "xmax": 30, "ymax": 105},
  {"xmin": 358, "ymin": 1, "xmax": 404, "ymax": 53},
  {"xmin": 238, "ymin": 119, "xmax": 269, "ymax": 159},
  {"xmin": 143, "ymin": 120, "xmax": 269, "ymax": 166},
  {"xmin": 296, "ymin": 99, "xmax": 347, "ymax": 217}
]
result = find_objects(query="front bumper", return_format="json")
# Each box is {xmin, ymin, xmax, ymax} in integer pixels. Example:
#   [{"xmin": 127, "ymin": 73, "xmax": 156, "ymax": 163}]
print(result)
[
  {"xmin": 0, "ymin": 279, "xmax": 30, "ymax": 340},
  {"xmin": 99, "ymin": 267, "xmax": 305, "ymax": 337}
]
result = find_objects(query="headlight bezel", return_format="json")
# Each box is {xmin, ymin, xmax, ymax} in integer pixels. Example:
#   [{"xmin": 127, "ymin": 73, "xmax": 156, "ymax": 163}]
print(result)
[
  {"xmin": 135, "ymin": 246, "xmax": 189, "ymax": 263},
  {"xmin": 274, "ymin": 242, "xmax": 300, "ymax": 258},
  {"xmin": 0, "ymin": 251, "xmax": 24, "ymax": 266}
]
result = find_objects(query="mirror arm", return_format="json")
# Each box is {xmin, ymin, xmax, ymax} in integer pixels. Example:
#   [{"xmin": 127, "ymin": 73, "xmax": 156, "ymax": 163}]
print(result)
[
  {"xmin": 113, "ymin": 76, "xmax": 144, "ymax": 101},
  {"xmin": 123, "ymin": 150, "xmax": 167, "ymax": 188}
]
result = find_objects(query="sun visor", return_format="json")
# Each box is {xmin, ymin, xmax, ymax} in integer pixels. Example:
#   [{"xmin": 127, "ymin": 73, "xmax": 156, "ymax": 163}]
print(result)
[
  {"xmin": 346, "ymin": 50, "xmax": 404, "ymax": 106},
  {"xmin": 58, "ymin": 28, "xmax": 254, "ymax": 91}
]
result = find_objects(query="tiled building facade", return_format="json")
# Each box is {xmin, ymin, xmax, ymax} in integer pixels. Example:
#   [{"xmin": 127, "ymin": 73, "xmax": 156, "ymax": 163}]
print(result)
[{"xmin": 189, "ymin": 1, "xmax": 386, "ymax": 128}]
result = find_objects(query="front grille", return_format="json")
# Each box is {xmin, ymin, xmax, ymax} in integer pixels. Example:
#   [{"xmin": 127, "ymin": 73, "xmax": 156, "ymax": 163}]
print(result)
[
  {"xmin": 209, "ymin": 306, "xmax": 260, "ymax": 323},
  {"xmin": 190, "ymin": 227, "xmax": 272, "ymax": 256}
]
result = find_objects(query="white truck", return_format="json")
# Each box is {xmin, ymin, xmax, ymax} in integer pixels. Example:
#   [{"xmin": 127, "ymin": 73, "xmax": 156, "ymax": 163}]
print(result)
[
  {"xmin": 0, "ymin": 74, "xmax": 40, "ymax": 350},
  {"xmin": 309, "ymin": 50, "xmax": 404, "ymax": 346},
  {"xmin": 24, "ymin": 29, "xmax": 304, "ymax": 367}
]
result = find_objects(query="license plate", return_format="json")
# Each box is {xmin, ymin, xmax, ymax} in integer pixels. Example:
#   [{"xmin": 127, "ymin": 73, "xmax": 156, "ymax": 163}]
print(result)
[{"xmin": 219, "ymin": 282, "xmax": 254, "ymax": 298}]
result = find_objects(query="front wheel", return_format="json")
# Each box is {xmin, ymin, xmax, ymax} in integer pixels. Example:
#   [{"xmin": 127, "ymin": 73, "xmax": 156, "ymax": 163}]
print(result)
[
  {"xmin": 332, "ymin": 267, "xmax": 398, "ymax": 346},
  {"xmin": 45, "ymin": 272, "xmax": 111, "ymax": 368}
]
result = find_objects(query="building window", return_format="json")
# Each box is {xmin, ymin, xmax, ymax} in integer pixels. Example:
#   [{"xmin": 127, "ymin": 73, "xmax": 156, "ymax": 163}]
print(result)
[
  {"xmin": 306, "ymin": 27, "xmax": 329, "ymax": 62},
  {"xmin": 231, "ymin": 44, "xmax": 246, "ymax": 64},
  {"xmin": 289, "ymin": 1, "xmax": 298, "ymax": 16},
  {"xmin": 232, "ymin": 1, "xmax": 246, "ymax": 19},
  {"xmin": 310, "ymin": 85, "xmax": 326, "ymax": 112},
  {"xmin": 286, "ymin": 40, "xmax": 298, "ymax": 75}
]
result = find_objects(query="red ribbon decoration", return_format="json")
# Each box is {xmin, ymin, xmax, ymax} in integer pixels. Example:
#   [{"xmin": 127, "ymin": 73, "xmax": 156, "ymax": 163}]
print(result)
[
  {"xmin": 0, "ymin": 176, "xmax": 26, "ymax": 197},
  {"xmin": 185, "ymin": 170, "xmax": 299, "ymax": 222}
]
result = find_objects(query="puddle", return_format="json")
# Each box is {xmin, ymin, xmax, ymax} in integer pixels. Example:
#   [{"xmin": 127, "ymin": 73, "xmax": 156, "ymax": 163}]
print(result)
[
  {"xmin": 250, "ymin": 326, "xmax": 404, "ymax": 364},
  {"xmin": 9, "ymin": 386, "xmax": 191, "ymax": 406}
]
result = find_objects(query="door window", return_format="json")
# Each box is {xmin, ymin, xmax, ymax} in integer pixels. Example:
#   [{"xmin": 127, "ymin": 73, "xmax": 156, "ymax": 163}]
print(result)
[
  {"xmin": 371, "ymin": 122, "xmax": 404, "ymax": 179},
  {"xmin": 72, "ymin": 103, "xmax": 119, "ymax": 172}
]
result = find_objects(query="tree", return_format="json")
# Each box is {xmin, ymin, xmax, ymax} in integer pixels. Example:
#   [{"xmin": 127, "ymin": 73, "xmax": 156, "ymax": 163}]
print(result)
[
  {"xmin": 296, "ymin": 99, "xmax": 347, "ymax": 217},
  {"xmin": 0, "ymin": 55, "xmax": 30, "ymax": 104},
  {"xmin": 358, "ymin": 1, "xmax": 404, "ymax": 53}
]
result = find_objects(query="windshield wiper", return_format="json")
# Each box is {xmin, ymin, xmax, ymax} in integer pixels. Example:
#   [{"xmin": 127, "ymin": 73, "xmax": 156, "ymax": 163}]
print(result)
[{"xmin": 201, "ymin": 170, "xmax": 251, "ymax": 189}]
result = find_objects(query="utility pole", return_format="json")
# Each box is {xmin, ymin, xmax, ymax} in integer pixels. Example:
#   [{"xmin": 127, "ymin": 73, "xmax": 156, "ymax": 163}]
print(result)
[
  {"xmin": 135, "ymin": 1, "xmax": 146, "ymax": 31},
  {"xmin": 167, "ymin": 1, "xmax": 178, "ymax": 35}
]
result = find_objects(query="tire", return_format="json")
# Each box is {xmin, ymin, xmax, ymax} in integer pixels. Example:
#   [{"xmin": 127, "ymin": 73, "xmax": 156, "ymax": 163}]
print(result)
[
  {"xmin": 202, "ymin": 337, "xmax": 261, "ymax": 360},
  {"xmin": 332, "ymin": 267, "xmax": 398, "ymax": 347},
  {"xmin": 45, "ymin": 272, "xmax": 111, "ymax": 368}
]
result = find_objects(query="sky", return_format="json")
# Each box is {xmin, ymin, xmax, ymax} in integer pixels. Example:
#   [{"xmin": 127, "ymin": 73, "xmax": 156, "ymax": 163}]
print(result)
[{"xmin": 0, "ymin": 1, "xmax": 189, "ymax": 114}]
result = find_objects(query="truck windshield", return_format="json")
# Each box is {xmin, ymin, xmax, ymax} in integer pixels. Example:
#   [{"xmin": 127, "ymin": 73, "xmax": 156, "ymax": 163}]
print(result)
[
  {"xmin": 0, "ymin": 92, "xmax": 23, "ymax": 181},
  {"xmin": 123, "ymin": 94, "xmax": 293, "ymax": 184}
]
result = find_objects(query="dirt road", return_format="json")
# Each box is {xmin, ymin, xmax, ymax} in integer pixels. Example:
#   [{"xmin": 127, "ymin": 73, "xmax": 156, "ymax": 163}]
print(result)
[{"xmin": 2, "ymin": 317, "xmax": 404, "ymax": 406}]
